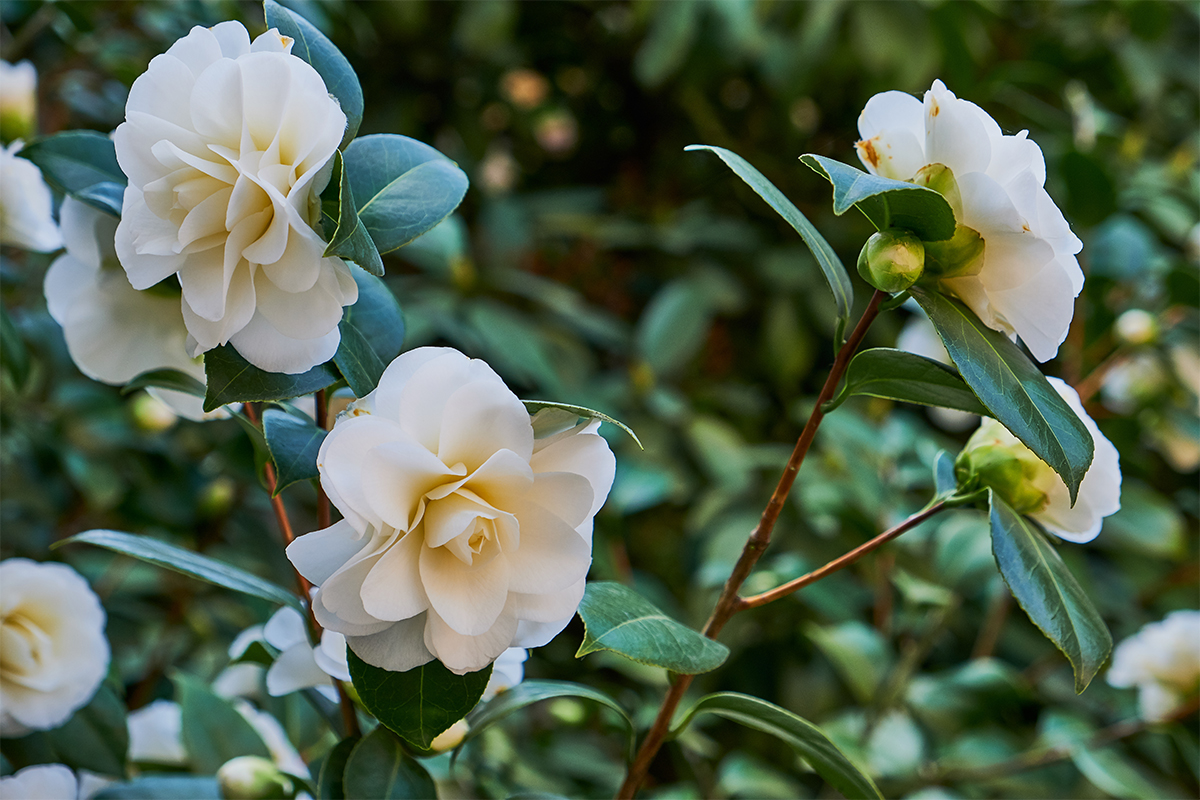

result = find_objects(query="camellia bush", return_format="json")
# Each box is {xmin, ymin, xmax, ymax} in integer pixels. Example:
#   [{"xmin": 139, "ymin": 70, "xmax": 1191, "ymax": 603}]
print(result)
[{"xmin": 1, "ymin": 1, "xmax": 1197, "ymax": 799}]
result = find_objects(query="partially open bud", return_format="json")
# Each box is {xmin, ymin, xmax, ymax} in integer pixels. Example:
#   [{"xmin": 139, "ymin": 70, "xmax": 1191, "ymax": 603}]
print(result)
[
  {"xmin": 955, "ymin": 417, "xmax": 1059, "ymax": 515},
  {"xmin": 217, "ymin": 756, "xmax": 294, "ymax": 800},
  {"xmin": 0, "ymin": 61, "xmax": 37, "ymax": 143},
  {"xmin": 858, "ymin": 230, "xmax": 925, "ymax": 293},
  {"xmin": 924, "ymin": 224, "xmax": 985, "ymax": 279}
]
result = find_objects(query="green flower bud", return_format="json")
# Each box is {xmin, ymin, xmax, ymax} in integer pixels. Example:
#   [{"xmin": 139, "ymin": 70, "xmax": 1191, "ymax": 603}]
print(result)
[
  {"xmin": 923, "ymin": 224, "xmax": 985, "ymax": 279},
  {"xmin": 913, "ymin": 163, "xmax": 962, "ymax": 212},
  {"xmin": 217, "ymin": 756, "xmax": 294, "ymax": 800},
  {"xmin": 956, "ymin": 418, "xmax": 1058, "ymax": 514},
  {"xmin": 857, "ymin": 230, "xmax": 925, "ymax": 293}
]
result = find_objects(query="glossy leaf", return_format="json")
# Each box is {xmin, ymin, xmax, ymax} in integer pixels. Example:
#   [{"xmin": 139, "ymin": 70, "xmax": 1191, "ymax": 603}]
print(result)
[
  {"xmin": 686, "ymin": 145, "xmax": 853, "ymax": 340},
  {"xmin": 576, "ymin": 581, "xmax": 729, "ymax": 674},
  {"xmin": 934, "ymin": 450, "xmax": 957, "ymax": 497},
  {"xmin": 263, "ymin": 0, "xmax": 363, "ymax": 147},
  {"xmin": 347, "ymin": 649, "xmax": 491, "ymax": 750},
  {"xmin": 838, "ymin": 348, "xmax": 988, "ymax": 415},
  {"xmin": 17, "ymin": 131, "xmax": 126, "ymax": 216},
  {"xmin": 333, "ymin": 268, "xmax": 406, "ymax": 397},
  {"xmin": 523, "ymin": 400, "xmax": 643, "ymax": 449},
  {"xmin": 1, "ymin": 683, "xmax": 128, "ymax": 777},
  {"xmin": 317, "ymin": 736, "xmax": 358, "ymax": 800},
  {"xmin": 263, "ymin": 408, "xmax": 327, "ymax": 495},
  {"xmin": 989, "ymin": 491, "xmax": 1112, "ymax": 692},
  {"xmin": 323, "ymin": 150, "xmax": 384, "ymax": 275},
  {"xmin": 203, "ymin": 344, "xmax": 340, "ymax": 412},
  {"xmin": 343, "ymin": 134, "xmax": 469, "ymax": 254},
  {"xmin": 94, "ymin": 777, "xmax": 220, "ymax": 800},
  {"xmin": 911, "ymin": 286, "xmax": 1093, "ymax": 502},
  {"xmin": 343, "ymin": 727, "xmax": 436, "ymax": 800},
  {"xmin": 60, "ymin": 529, "xmax": 302, "ymax": 612},
  {"xmin": 172, "ymin": 673, "xmax": 270, "ymax": 773},
  {"xmin": 800, "ymin": 154, "xmax": 956, "ymax": 241},
  {"xmin": 671, "ymin": 692, "xmax": 882, "ymax": 800},
  {"xmin": 122, "ymin": 368, "xmax": 205, "ymax": 398},
  {"xmin": 1, "ymin": 303, "xmax": 30, "ymax": 389}
]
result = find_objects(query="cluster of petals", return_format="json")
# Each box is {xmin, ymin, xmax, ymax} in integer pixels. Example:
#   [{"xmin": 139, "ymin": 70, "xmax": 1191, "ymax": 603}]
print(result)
[
  {"xmin": 43, "ymin": 197, "xmax": 216, "ymax": 421},
  {"xmin": 258, "ymin": 605, "xmax": 349, "ymax": 698},
  {"xmin": 0, "ymin": 558, "xmax": 109, "ymax": 736},
  {"xmin": 288, "ymin": 347, "xmax": 616, "ymax": 674},
  {"xmin": 1108, "ymin": 610, "xmax": 1200, "ymax": 722},
  {"xmin": 114, "ymin": 21, "xmax": 356, "ymax": 375},
  {"xmin": 0, "ymin": 142, "xmax": 61, "ymax": 253},
  {"xmin": 856, "ymin": 79, "xmax": 1084, "ymax": 362}
]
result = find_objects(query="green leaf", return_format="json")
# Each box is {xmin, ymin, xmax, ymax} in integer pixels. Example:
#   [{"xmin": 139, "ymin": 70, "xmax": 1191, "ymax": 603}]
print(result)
[
  {"xmin": 317, "ymin": 736, "xmax": 358, "ymax": 800},
  {"xmin": 323, "ymin": 150, "xmax": 384, "ymax": 275},
  {"xmin": 838, "ymin": 348, "xmax": 988, "ymax": 415},
  {"xmin": 911, "ymin": 286, "xmax": 1093, "ymax": 502},
  {"xmin": 263, "ymin": 408, "xmax": 327, "ymax": 496},
  {"xmin": 575, "ymin": 581, "xmax": 729, "ymax": 674},
  {"xmin": 94, "ymin": 777, "xmax": 220, "ymax": 799},
  {"xmin": 18, "ymin": 131, "xmax": 126, "ymax": 217},
  {"xmin": 347, "ymin": 649, "xmax": 491, "ymax": 750},
  {"xmin": 333, "ymin": 267, "xmax": 406, "ymax": 397},
  {"xmin": 203, "ymin": 344, "xmax": 340, "ymax": 412},
  {"xmin": 989, "ymin": 491, "xmax": 1112, "ymax": 692},
  {"xmin": 671, "ymin": 693, "xmax": 882, "ymax": 800},
  {"xmin": 686, "ymin": 145, "xmax": 853, "ymax": 341},
  {"xmin": 122, "ymin": 368, "xmax": 205, "ymax": 398},
  {"xmin": 1041, "ymin": 712, "xmax": 1163, "ymax": 800},
  {"xmin": 800, "ymin": 154, "xmax": 956, "ymax": 241},
  {"xmin": 463, "ymin": 679, "xmax": 635, "ymax": 758},
  {"xmin": 1, "ymin": 303, "xmax": 30, "ymax": 389},
  {"xmin": 342, "ymin": 727, "xmax": 435, "ymax": 800},
  {"xmin": 1, "ymin": 683, "xmax": 128, "ymax": 777},
  {"xmin": 934, "ymin": 450, "xmax": 957, "ymax": 496},
  {"xmin": 263, "ymin": 0, "xmax": 363, "ymax": 147},
  {"xmin": 59, "ymin": 529, "xmax": 302, "ymax": 612},
  {"xmin": 343, "ymin": 134, "xmax": 469, "ymax": 255},
  {"xmin": 523, "ymin": 400, "xmax": 643, "ymax": 449},
  {"xmin": 172, "ymin": 673, "xmax": 270, "ymax": 773}
]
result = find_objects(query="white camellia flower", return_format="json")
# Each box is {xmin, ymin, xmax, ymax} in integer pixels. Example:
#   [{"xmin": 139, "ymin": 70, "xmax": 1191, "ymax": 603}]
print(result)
[
  {"xmin": 43, "ymin": 197, "xmax": 220, "ymax": 421},
  {"xmin": 856, "ymin": 80, "xmax": 1084, "ymax": 362},
  {"xmin": 0, "ymin": 60, "xmax": 38, "ymax": 141},
  {"xmin": 113, "ymin": 21, "xmax": 357, "ymax": 375},
  {"xmin": 0, "ymin": 141, "xmax": 61, "ymax": 252},
  {"xmin": 0, "ymin": 764, "xmax": 77, "ymax": 800},
  {"xmin": 960, "ymin": 377, "xmax": 1120, "ymax": 542},
  {"xmin": 1108, "ymin": 610, "xmax": 1200, "ymax": 722},
  {"xmin": 0, "ymin": 559, "xmax": 110, "ymax": 737},
  {"xmin": 896, "ymin": 310, "xmax": 977, "ymax": 432},
  {"xmin": 260, "ymin": 605, "xmax": 349, "ymax": 698},
  {"xmin": 126, "ymin": 699, "xmax": 188, "ymax": 765},
  {"xmin": 288, "ymin": 347, "xmax": 616, "ymax": 675}
]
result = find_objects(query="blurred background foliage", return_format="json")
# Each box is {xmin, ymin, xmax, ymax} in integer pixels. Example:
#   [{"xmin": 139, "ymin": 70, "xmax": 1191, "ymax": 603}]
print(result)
[{"xmin": 1, "ymin": 0, "xmax": 1197, "ymax": 797}]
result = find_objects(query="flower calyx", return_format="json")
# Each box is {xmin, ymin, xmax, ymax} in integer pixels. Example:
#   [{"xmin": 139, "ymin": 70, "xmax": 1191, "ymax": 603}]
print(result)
[{"xmin": 955, "ymin": 418, "xmax": 1058, "ymax": 516}]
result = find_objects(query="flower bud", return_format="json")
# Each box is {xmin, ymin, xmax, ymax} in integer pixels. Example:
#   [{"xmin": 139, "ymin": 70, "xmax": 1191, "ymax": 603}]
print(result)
[
  {"xmin": 1115, "ymin": 309, "xmax": 1158, "ymax": 346},
  {"xmin": 429, "ymin": 719, "xmax": 469, "ymax": 753},
  {"xmin": 0, "ymin": 61, "xmax": 37, "ymax": 143},
  {"xmin": 956, "ymin": 418, "xmax": 1059, "ymax": 515},
  {"xmin": 923, "ymin": 224, "xmax": 985, "ymax": 279},
  {"xmin": 913, "ymin": 163, "xmax": 962, "ymax": 212},
  {"xmin": 857, "ymin": 230, "xmax": 925, "ymax": 293},
  {"xmin": 217, "ymin": 756, "xmax": 294, "ymax": 800}
]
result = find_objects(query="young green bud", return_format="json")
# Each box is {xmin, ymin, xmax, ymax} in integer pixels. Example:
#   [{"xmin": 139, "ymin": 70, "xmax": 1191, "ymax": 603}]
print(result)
[
  {"xmin": 956, "ymin": 418, "xmax": 1058, "ymax": 515},
  {"xmin": 913, "ymin": 163, "xmax": 962, "ymax": 213},
  {"xmin": 217, "ymin": 756, "xmax": 294, "ymax": 800},
  {"xmin": 923, "ymin": 224, "xmax": 985, "ymax": 279},
  {"xmin": 857, "ymin": 230, "xmax": 925, "ymax": 293}
]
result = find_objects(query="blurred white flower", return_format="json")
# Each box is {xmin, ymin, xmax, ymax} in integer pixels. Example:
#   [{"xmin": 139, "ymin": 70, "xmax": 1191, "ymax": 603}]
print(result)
[
  {"xmin": 0, "ymin": 60, "xmax": 37, "ymax": 141},
  {"xmin": 233, "ymin": 700, "xmax": 309, "ymax": 779},
  {"xmin": 485, "ymin": 646, "xmax": 527, "ymax": 700},
  {"xmin": 960, "ymin": 378, "xmax": 1120, "ymax": 542},
  {"xmin": 0, "ymin": 764, "xmax": 76, "ymax": 800},
  {"xmin": 288, "ymin": 347, "xmax": 616, "ymax": 675},
  {"xmin": 0, "ymin": 559, "xmax": 109, "ymax": 736},
  {"xmin": 126, "ymin": 699, "xmax": 187, "ymax": 765},
  {"xmin": 113, "ymin": 21, "xmax": 356, "ymax": 375},
  {"xmin": 1108, "ymin": 610, "xmax": 1200, "ymax": 722},
  {"xmin": 857, "ymin": 80, "xmax": 1083, "ymax": 362},
  {"xmin": 43, "ymin": 197, "xmax": 221, "ymax": 421},
  {"xmin": 895, "ymin": 311, "xmax": 978, "ymax": 432},
  {"xmin": 1099, "ymin": 351, "xmax": 1169, "ymax": 415},
  {"xmin": 1114, "ymin": 309, "xmax": 1158, "ymax": 346},
  {"xmin": 260, "ymin": 606, "xmax": 348, "ymax": 699},
  {"xmin": 0, "ymin": 141, "xmax": 61, "ymax": 252}
]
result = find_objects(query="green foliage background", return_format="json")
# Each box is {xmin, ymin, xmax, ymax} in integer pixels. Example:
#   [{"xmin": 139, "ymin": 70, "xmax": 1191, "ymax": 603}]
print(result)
[{"xmin": 1, "ymin": 1, "xmax": 1197, "ymax": 797}]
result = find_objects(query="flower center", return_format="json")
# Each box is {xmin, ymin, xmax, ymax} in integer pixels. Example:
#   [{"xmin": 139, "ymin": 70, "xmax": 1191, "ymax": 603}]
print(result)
[{"xmin": 0, "ymin": 611, "xmax": 51, "ymax": 685}]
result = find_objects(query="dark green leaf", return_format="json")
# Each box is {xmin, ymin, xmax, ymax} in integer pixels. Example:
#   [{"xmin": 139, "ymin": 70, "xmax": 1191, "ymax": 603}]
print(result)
[
  {"xmin": 317, "ymin": 736, "xmax": 358, "ymax": 800},
  {"xmin": 523, "ymin": 400, "xmax": 643, "ymax": 449},
  {"xmin": 800, "ymin": 154, "xmax": 956, "ymax": 241},
  {"xmin": 342, "ymin": 727, "xmax": 436, "ymax": 800},
  {"xmin": 59, "ymin": 529, "xmax": 302, "ymax": 612},
  {"xmin": 1, "ymin": 303, "xmax": 30, "ymax": 389},
  {"xmin": 839, "ymin": 348, "xmax": 988, "ymax": 415},
  {"xmin": 934, "ymin": 450, "xmax": 957, "ymax": 496},
  {"xmin": 671, "ymin": 692, "xmax": 882, "ymax": 800},
  {"xmin": 172, "ymin": 673, "xmax": 270, "ymax": 773},
  {"xmin": 18, "ymin": 131, "xmax": 126, "ymax": 216},
  {"xmin": 1041, "ymin": 712, "xmax": 1163, "ymax": 800},
  {"xmin": 911, "ymin": 286, "xmax": 1093, "ymax": 501},
  {"xmin": 94, "ymin": 777, "xmax": 220, "ymax": 800},
  {"xmin": 1, "ymin": 683, "xmax": 128, "ymax": 777},
  {"xmin": 463, "ymin": 679, "xmax": 635, "ymax": 758},
  {"xmin": 122, "ymin": 368, "xmax": 205, "ymax": 398},
  {"xmin": 989, "ymin": 491, "xmax": 1112, "ymax": 692},
  {"xmin": 343, "ymin": 134, "xmax": 469, "ymax": 254},
  {"xmin": 575, "ymin": 581, "xmax": 729, "ymax": 674},
  {"xmin": 333, "ymin": 268, "xmax": 405, "ymax": 397},
  {"xmin": 203, "ymin": 344, "xmax": 339, "ymax": 412},
  {"xmin": 263, "ymin": 408, "xmax": 327, "ymax": 495},
  {"xmin": 323, "ymin": 150, "xmax": 384, "ymax": 275},
  {"xmin": 347, "ymin": 649, "xmax": 491, "ymax": 750},
  {"xmin": 263, "ymin": 0, "xmax": 363, "ymax": 147},
  {"xmin": 686, "ymin": 145, "xmax": 853, "ymax": 340}
]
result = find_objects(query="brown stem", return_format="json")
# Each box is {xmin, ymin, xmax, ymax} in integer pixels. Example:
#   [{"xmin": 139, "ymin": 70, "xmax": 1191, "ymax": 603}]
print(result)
[
  {"xmin": 616, "ymin": 290, "xmax": 887, "ymax": 799},
  {"xmin": 970, "ymin": 584, "xmax": 1011, "ymax": 659},
  {"xmin": 315, "ymin": 389, "xmax": 332, "ymax": 531}
]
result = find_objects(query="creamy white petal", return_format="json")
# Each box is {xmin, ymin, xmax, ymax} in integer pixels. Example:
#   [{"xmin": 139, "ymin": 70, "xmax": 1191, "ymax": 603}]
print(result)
[
  {"xmin": 266, "ymin": 644, "xmax": 331, "ymax": 696},
  {"xmin": 286, "ymin": 519, "xmax": 371, "ymax": 586},
  {"xmin": 425, "ymin": 606, "xmax": 518, "ymax": 675},
  {"xmin": 924, "ymin": 80, "xmax": 992, "ymax": 176},
  {"xmin": 227, "ymin": 309, "xmax": 341, "ymax": 374},
  {"xmin": 262, "ymin": 606, "xmax": 308, "ymax": 651},
  {"xmin": 855, "ymin": 90, "xmax": 926, "ymax": 180},
  {"xmin": 347, "ymin": 615, "xmax": 435, "ymax": 672},
  {"xmin": 503, "ymin": 499, "xmax": 591, "ymax": 594},
  {"xmin": 360, "ymin": 529, "xmax": 428, "ymax": 622}
]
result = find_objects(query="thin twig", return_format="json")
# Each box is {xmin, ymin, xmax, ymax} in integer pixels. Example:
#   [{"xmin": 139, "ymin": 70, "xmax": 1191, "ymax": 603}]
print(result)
[{"xmin": 616, "ymin": 290, "xmax": 887, "ymax": 799}]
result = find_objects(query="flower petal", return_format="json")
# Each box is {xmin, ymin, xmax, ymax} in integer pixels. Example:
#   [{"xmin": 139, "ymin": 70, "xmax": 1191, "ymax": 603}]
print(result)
[
  {"xmin": 424, "ymin": 606, "xmax": 518, "ymax": 675},
  {"xmin": 504, "ymin": 498, "xmax": 591, "ymax": 594},
  {"xmin": 419, "ymin": 541, "xmax": 512, "ymax": 636},
  {"xmin": 360, "ymin": 529, "xmax": 428, "ymax": 622},
  {"xmin": 346, "ymin": 615, "xmax": 435, "ymax": 672}
]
